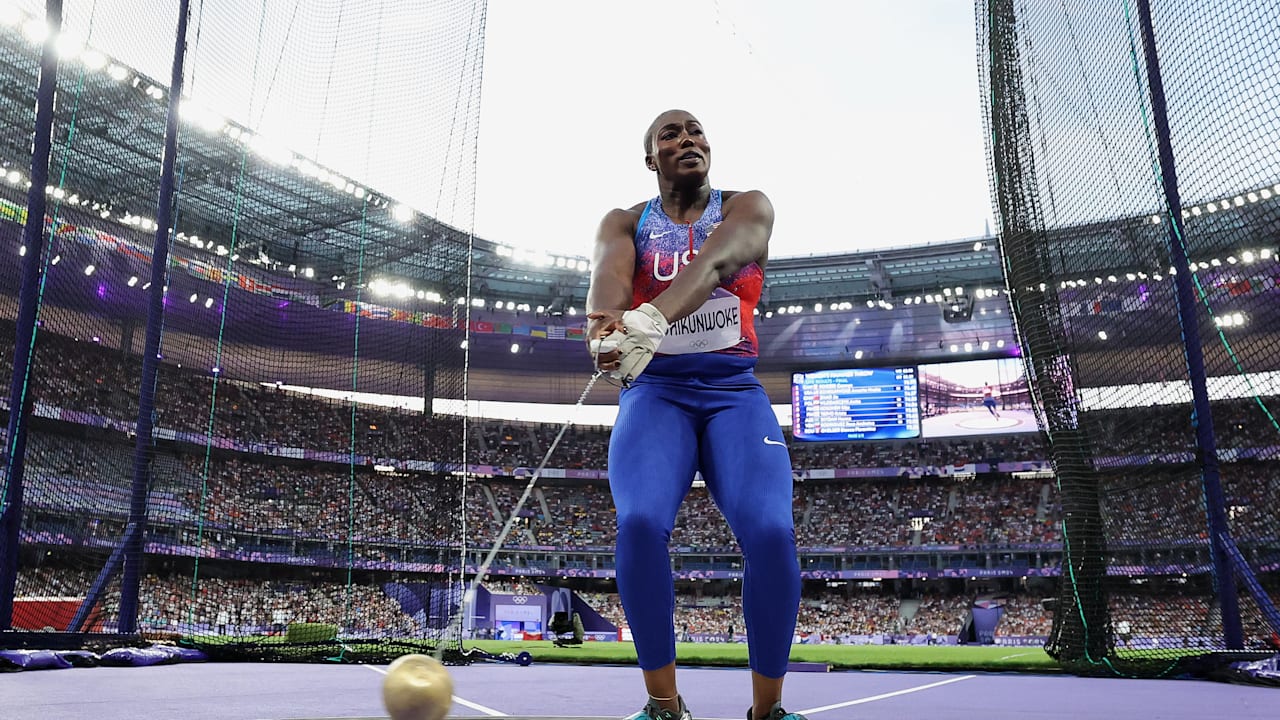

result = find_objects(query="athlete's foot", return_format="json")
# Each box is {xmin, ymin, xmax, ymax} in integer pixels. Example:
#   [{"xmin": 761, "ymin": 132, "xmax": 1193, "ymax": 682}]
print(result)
[
  {"xmin": 625, "ymin": 695, "xmax": 693, "ymax": 720},
  {"xmin": 747, "ymin": 701, "xmax": 808, "ymax": 720}
]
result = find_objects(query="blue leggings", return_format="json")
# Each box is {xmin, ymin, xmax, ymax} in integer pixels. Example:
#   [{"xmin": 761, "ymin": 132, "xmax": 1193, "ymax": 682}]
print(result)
[{"xmin": 609, "ymin": 365, "xmax": 800, "ymax": 678}]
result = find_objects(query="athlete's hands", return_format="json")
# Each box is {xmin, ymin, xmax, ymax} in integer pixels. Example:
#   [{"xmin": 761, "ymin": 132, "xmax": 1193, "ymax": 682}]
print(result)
[
  {"xmin": 587, "ymin": 310, "xmax": 625, "ymax": 373},
  {"xmin": 612, "ymin": 303, "xmax": 669, "ymax": 384},
  {"xmin": 587, "ymin": 304, "xmax": 669, "ymax": 383}
]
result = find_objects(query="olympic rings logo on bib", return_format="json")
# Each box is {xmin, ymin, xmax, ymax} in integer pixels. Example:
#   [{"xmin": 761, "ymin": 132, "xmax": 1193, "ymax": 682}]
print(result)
[{"xmin": 657, "ymin": 287, "xmax": 742, "ymax": 355}]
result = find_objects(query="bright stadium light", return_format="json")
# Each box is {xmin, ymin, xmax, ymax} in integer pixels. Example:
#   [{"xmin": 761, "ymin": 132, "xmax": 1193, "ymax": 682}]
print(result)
[
  {"xmin": 204, "ymin": 298, "xmax": 214, "ymax": 308},
  {"xmin": 1098, "ymin": 330, "xmax": 1108, "ymax": 340},
  {"xmin": 997, "ymin": 339, "xmax": 1005, "ymax": 348},
  {"xmin": 459, "ymin": 340, "xmax": 468, "ymax": 350},
  {"xmin": 973, "ymin": 241, "xmax": 983, "ymax": 252},
  {"xmin": 814, "ymin": 303, "xmax": 823, "ymax": 312},
  {"xmin": 536, "ymin": 305, "xmax": 545, "ymax": 313},
  {"xmin": 1262, "ymin": 248, "xmax": 1273, "ymax": 260},
  {"xmin": 18, "ymin": 246, "xmax": 25, "ymax": 256},
  {"xmin": 964, "ymin": 342, "xmax": 973, "ymax": 352},
  {"xmin": 83, "ymin": 264, "xmax": 94, "ymax": 276},
  {"xmin": 6, "ymin": 170, "xmax": 20, "ymax": 184},
  {"xmin": 392, "ymin": 204, "xmax": 413, "ymax": 223},
  {"xmin": 50, "ymin": 254, "xmax": 60, "ymax": 265},
  {"xmin": 1242, "ymin": 250, "xmax": 1255, "ymax": 263},
  {"xmin": 303, "ymin": 267, "xmax": 314, "ymax": 278},
  {"xmin": 949, "ymin": 344, "xmax": 958, "ymax": 353},
  {"xmin": 21, "ymin": 18, "xmax": 48, "ymax": 43},
  {"xmin": 189, "ymin": 293, "xmax": 198, "ymax": 303},
  {"xmin": 0, "ymin": 6, "xmax": 22, "ymax": 25},
  {"xmin": 854, "ymin": 350, "xmax": 864, "ymax": 360},
  {"xmin": 510, "ymin": 343, "xmax": 520, "ymax": 354},
  {"xmin": 577, "ymin": 260, "xmax": 590, "ymax": 272},
  {"xmin": 568, "ymin": 307, "xmax": 577, "ymax": 315},
  {"xmin": 981, "ymin": 341, "xmax": 990, "ymax": 350},
  {"xmin": 128, "ymin": 276, "xmax": 138, "ymax": 287},
  {"xmin": 471, "ymin": 298, "xmax": 485, "ymax": 307},
  {"xmin": 55, "ymin": 31, "xmax": 83, "ymax": 59},
  {"xmin": 81, "ymin": 48, "xmax": 107, "ymax": 70}
]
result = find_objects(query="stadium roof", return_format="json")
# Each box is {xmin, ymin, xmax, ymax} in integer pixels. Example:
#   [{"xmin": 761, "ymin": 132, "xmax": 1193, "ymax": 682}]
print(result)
[{"xmin": 1, "ymin": 19, "xmax": 1275, "ymax": 403}]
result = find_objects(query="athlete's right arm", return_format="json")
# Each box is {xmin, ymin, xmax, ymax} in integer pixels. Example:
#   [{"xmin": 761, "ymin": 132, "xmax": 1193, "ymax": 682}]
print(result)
[{"xmin": 586, "ymin": 208, "xmax": 637, "ymax": 370}]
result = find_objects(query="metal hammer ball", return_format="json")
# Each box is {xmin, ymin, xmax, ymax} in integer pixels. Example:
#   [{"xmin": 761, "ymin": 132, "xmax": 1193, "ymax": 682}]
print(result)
[{"xmin": 382, "ymin": 654, "xmax": 453, "ymax": 720}]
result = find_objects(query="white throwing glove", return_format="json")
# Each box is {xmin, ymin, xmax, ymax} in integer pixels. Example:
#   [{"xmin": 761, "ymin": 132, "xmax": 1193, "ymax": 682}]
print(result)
[
  {"xmin": 588, "ymin": 335, "xmax": 620, "ymax": 355},
  {"xmin": 613, "ymin": 302, "xmax": 669, "ymax": 384}
]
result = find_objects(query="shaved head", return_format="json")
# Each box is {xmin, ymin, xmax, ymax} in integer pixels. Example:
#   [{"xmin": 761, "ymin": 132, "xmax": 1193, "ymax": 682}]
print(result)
[{"xmin": 644, "ymin": 109, "xmax": 699, "ymax": 156}]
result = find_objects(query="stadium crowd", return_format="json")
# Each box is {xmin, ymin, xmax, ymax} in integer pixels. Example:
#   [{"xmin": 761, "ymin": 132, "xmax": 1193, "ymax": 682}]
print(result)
[
  {"xmin": 20, "ymin": 427, "xmax": 1277, "ymax": 553},
  {"xmin": 24, "ymin": 432, "xmax": 1072, "ymax": 549},
  {"xmin": 13, "ymin": 572, "xmax": 1274, "ymax": 646},
  {"xmin": 16, "ymin": 567, "xmax": 1052, "ymax": 641}
]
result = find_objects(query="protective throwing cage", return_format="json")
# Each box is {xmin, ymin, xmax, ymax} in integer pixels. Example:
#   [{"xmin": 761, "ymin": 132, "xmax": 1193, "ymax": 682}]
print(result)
[
  {"xmin": 979, "ymin": 0, "xmax": 1280, "ymax": 676},
  {"xmin": 0, "ymin": 0, "xmax": 487, "ymax": 663}
]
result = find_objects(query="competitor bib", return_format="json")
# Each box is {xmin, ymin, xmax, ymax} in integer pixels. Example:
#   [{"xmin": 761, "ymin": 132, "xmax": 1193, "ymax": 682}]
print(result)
[{"xmin": 657, "ymin": 287, "xmax": 743, "ymax": 355}]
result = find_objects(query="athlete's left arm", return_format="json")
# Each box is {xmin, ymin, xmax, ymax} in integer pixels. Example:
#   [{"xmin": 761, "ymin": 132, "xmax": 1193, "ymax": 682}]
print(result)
[{"xmin": 648, "ymin": 190, "xmax": 773, "ymax": 322}]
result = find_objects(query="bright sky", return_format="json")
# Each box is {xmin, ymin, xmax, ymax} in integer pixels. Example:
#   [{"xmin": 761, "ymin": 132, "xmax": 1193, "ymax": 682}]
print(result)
[
  {"xmin": 477, "ymin": 0, "xmax": 994, "ymax": 258},
  {"xmin": 13, "ymin": 0, "xmax": 994, "ymax": 259}
]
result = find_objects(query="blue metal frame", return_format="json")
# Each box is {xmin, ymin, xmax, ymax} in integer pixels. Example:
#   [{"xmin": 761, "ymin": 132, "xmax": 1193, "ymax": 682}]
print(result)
[
  {"xmin": 0, "ymin": 0, "xmax": 63, "ymax": 631},
  {"xmin": 1133, "ymin": 0, "xmax": 1243, "ymax": 649},
  {"xmin": 113, "ymin": 0, "xmax": 192, "ymax": 634}
]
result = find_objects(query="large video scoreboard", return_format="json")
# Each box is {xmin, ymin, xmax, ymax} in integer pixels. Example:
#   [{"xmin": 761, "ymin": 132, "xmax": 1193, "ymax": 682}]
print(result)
[
  {"xmin": 791, "ymin": 367, "xmax": 921, "ymax": 441},
  {"xmin": 791, "ymin": 357, "xmax": 1037, "ymax": 441}
]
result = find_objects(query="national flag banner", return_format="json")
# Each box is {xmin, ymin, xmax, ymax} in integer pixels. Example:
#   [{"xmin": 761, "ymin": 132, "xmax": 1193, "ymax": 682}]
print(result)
[
  {"xmin": 547, "ymin": 326, "xmax": 566, "ymax": 340},
  {"xmin": 513, "ymin": 325, "xmax": 532, "ymax": 336},
  {"xmin": 565, "ymin": 326, "xmax": 585, "ymax": 340},
  {"xmin": 530, "ymin": 326, "xmax": 548, "ymax": 338},
  {"xmin": 471, "ymin": 320, "xmax": 494, "ymax": 333},
  {"xmin": 1226, "ymin": 279, "xmax": 1252, "ymax": 296},
  {"xmin": 390, "ymin": 309, "xmax": 412, "ymax": 322},
  {"xmin": 496, "ymin": 322, "xmax": 513, "ymax": 334}
]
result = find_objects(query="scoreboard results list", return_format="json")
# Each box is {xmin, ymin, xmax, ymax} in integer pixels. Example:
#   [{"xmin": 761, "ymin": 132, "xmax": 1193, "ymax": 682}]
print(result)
[{"xmin": 791, "ymin": 367, "xmax": 921, "ymax": 441}]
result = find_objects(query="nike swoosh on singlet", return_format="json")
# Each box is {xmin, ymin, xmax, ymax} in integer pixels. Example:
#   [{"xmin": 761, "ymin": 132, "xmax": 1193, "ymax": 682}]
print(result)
[
  {"xmin": 763, "ymin": 436, "xmax": 786, "ymax": 447},
  {"xmin": 649, "ymin": 230, "xmax": 673, "ymax": 239}
]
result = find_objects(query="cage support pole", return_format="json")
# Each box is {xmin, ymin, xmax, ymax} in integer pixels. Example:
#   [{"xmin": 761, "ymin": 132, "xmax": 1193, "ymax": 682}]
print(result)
[
  {"xmin": 1133, "ymin": 0, "xmax": 1242, "ymax": 649},
  {"xmin": 0, "ymin": 0, "xmax": 63, "ymax": 630},
  {"xmin": 117, "ymin": 0, "xmax": 192, "ymax": 633}
]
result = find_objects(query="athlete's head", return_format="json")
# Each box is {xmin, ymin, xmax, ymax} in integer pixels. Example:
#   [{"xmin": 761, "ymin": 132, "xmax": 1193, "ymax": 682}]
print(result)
[{"xmin": 644, "ymin": 109, "xmax": 710, "ymax": 185}]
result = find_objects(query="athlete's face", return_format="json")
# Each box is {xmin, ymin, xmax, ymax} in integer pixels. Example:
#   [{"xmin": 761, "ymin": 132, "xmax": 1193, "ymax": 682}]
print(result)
[{"xmin": 646, "ymin": 112, "xmax": 710, "ymax": 181}]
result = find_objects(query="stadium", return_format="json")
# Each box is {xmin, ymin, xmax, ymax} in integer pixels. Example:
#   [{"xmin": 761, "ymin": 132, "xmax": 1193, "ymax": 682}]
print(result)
[{"xmin": 1, "ymin": 1, "xmax": 1278, "ymax": 719}]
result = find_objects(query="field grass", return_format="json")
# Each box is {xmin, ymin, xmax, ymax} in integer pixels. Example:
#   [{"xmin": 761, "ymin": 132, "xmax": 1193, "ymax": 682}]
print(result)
[
  {"xmin": 187, "ymin": 634, "xmax": 1060, "ymax": 672},
  {"xmin": 188, "ymin": 634, "xmax": 1261, "ymax": 675},
  {"xmin": 463, "ymin": 640, "xmax": 1061, "ymax": 673}
]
